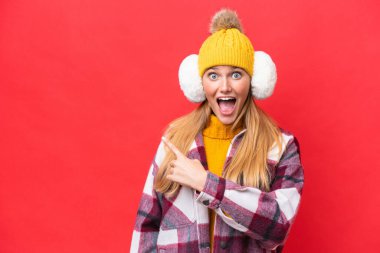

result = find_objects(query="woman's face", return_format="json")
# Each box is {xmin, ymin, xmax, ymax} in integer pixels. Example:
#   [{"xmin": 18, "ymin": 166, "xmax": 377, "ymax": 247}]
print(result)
[{"xmin": 202, "ymin": 65, "xmax": 251, "ymax": 125}]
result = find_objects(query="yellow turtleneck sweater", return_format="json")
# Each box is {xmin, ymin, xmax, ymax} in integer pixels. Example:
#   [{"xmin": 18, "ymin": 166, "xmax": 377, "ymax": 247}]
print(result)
[{"xmin": 202, "ymin": 114, "xmax": 243, "ymax": 250}]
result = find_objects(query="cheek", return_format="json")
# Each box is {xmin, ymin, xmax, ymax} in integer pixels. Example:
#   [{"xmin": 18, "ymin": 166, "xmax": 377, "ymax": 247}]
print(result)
[
  {"xmin": 237, "ymin": 82, "xmax": 250, "ymax": 99},
  {"xmin": 244, "ymin": 85, "xmax": 250, "ymax": 98},
  {"xmin": 202, "ymin": 83, "xmax": 215, "ymax": 98}
]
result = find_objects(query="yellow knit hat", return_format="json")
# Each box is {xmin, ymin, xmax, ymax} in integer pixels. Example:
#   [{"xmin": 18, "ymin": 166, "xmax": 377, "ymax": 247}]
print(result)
[{"xmin": 198, "ymin": 9, "xmax": 254, "ymax": 77}]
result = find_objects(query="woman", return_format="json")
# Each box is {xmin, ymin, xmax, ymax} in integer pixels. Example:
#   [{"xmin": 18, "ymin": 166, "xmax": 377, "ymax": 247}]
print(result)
[{"xmin": 131, "ymin": 9, "xmax": 304, "ymax": 253}]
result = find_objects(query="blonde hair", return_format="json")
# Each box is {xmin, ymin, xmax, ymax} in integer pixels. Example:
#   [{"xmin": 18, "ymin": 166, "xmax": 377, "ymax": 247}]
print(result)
[{"xmin": 154, "ymin": 93, "xmax": 283, "ymax": 195}]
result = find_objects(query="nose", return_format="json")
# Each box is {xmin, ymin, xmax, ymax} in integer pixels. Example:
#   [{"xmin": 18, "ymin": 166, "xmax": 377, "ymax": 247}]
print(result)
[{"xmin": 220, "ymin": 77, "xmax": 232, "ymax": 93}]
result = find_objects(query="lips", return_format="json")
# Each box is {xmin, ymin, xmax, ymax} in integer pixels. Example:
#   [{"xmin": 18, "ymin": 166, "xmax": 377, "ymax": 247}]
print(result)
[{"xmin": 217, "ymin": 97, "xmax": 236, "ymax": 115}]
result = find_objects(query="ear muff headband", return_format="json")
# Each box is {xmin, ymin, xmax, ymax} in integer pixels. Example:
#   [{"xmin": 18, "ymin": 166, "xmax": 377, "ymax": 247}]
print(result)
[{"xmin": 178, "ymin": 51, "xmax": 277, "ymax": 102}]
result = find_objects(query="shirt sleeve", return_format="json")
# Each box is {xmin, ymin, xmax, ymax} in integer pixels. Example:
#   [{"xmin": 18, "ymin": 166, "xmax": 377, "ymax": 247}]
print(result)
[
  {"xmin": 131, "ymin": 142, "xmax": 165, "ymax": 253},
  {"xmin": 195, "ymin": 135, "xmax": 305, "ymax": 250}
]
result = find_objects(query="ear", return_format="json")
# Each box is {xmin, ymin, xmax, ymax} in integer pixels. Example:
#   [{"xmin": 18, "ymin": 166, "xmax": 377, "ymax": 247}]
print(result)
[
  {"xmin": 251, "ymin": 51, "xmax": 277, "ymax": 99},
  {"xmin": 178, "ymin": 54, "xmax": 206, "ymax": 103}
]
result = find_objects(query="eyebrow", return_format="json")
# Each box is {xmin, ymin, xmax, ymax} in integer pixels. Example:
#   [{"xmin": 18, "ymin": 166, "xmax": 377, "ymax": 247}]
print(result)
[{"xmin": 209, "ymin": 66, "xmax": 242, "ymax": 70}]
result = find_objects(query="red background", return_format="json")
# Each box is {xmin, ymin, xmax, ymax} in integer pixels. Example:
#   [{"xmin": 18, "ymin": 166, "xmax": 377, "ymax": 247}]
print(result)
[{"xmin": 1, "ymin": 0, "xmax": 379, "ymax": 252}]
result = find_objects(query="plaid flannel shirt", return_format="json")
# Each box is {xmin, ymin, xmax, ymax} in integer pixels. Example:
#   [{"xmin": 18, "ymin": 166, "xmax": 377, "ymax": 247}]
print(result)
[{"xmin": 131, "ymin": 128, "xmax": 304, "ymax": 253}]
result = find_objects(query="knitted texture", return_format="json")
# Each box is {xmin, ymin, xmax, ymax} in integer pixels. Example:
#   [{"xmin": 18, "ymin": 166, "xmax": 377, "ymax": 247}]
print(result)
[
  {"xmin": 198, "ymin": 28, "xmax": 254, "ymax": 77},
  {"xmin": 202, "ymin": 114, "xmax": 243, "ymax": 250}
]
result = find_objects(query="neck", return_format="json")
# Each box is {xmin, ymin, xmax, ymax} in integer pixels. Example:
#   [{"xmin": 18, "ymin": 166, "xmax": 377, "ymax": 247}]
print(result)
[{"xmin": 202, "ymin": 114, "xmax": 243, "ymax": 139}]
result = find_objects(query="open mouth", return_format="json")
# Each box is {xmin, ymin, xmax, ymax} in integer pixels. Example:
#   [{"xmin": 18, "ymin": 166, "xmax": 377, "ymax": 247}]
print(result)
[{"xmin": 217, "ymin": 97, "xmax": 236, "ymax": 115}]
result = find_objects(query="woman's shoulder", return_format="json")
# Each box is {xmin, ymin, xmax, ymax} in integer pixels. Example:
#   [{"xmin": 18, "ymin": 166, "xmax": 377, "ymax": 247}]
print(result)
[
  {"xmin": 279, "ymin": 127, "xmax": 295, "ymax": 137},
  {"xmin": 268, "ymin": 127, "xmax": 300, "ymax": 163},
  {"xmin": 278, "ymin": 127, "xmax": 297, "ymax": 145},
  {"xmin": 278, "ymin": 127, "xmax": 301, "ymax": 146}
]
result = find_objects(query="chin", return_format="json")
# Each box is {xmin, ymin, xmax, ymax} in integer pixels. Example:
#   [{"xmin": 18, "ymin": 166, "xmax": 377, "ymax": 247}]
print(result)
[{"xmin": 216, "ymin": 113, "xmax": 237, "ymax": 125}]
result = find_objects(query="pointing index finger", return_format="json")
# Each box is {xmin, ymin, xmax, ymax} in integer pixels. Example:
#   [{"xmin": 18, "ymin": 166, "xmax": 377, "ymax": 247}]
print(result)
[{"xmin": 162, "ymin": 137, "xmax": 183, "ymax": 157}]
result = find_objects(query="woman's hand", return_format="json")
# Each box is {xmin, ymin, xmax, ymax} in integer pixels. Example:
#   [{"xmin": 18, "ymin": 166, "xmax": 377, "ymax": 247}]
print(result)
[{"xmin": 162, "ymin": 137, "xmax": 207, "ymax": 192}]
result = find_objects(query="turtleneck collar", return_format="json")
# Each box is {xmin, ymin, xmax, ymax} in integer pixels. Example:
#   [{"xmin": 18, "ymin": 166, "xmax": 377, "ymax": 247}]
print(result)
[{"xmin": 202, "ymin": 114, "xmax": 244, "ymax": 140}]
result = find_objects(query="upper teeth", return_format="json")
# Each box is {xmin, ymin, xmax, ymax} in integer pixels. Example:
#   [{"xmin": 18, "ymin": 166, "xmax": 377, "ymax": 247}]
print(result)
[{"xmin": 218, "ymin": 98, "xmax": 234, "ymax": 101}]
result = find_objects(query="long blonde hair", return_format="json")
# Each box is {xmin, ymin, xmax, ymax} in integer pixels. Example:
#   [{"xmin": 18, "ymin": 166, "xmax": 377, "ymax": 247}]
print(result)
[{"xmin": 154, "ymin": 92, "xmax": 283, "ymax": 195}]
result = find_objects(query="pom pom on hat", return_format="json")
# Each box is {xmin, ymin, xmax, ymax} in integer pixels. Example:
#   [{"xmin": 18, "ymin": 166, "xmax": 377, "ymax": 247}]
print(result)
[{"xmin": 209, "ymin": 9, "xmax": 243, "ymax": 33}]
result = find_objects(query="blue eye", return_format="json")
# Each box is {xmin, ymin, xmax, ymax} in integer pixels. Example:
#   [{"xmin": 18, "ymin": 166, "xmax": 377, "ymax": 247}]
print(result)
[
  {"xmin": 209, "ymin": 73, "xmax": 218, "ymax": 80},
  {"xmin": 232, "ymin": 72, "xmax": 242, "ymax": 79}
]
